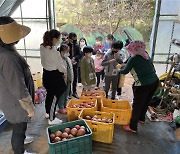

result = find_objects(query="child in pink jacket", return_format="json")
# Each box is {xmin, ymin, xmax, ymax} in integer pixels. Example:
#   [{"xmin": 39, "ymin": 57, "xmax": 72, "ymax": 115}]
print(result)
[{"xmin": 94, "ymin": 50, "xmax": 104, "ymax": 90}]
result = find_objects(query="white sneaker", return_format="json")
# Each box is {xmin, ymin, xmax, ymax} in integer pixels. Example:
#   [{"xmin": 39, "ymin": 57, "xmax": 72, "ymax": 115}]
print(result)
[
  {"xmin": 78, "ymin": 83, "xmax": 82, "ymax": 87},
  {"xmin": 45, "ymin": 113, "xmax": 49, "ymax": 119},
  {"xmin": 48, "ymin": 118, "xmax": 62, "ymax": 125},
  {"xmin": 46, "ymin": 112, "xmax": 58, "ymax": 119},
  {"xmin": 24, "ymin": 136, "xmax": 34, "ymax": 144},
  {"xmin": 24, "ymin": 150, "xmax": 36, "ymax": 154}
]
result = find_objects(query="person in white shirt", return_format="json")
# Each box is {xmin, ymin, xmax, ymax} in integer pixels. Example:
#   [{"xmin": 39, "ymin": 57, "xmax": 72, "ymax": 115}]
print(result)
[{"xmin": 40, "ymin": 29, "xmax": 67, "ymax": 125}]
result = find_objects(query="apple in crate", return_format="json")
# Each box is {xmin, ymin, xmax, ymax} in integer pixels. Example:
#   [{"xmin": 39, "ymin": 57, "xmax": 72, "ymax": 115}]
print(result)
[
  {"xmin": 77, "ymin": 128, "xmax": 85, "ymax": 136},
  {"xmin": 50, "ymin": 133, "xmax": 56, "ymax": 141},
  {"xmin": 54, "ymin": 137, "xmax": 61, "ymax": 142},
  {"xmin": 64, "ymin": 128, "xmax": 71, "ymax": 134},
  {"xmin": 55, "ymin": 130, "xmax": 62, "ymax": 137},
  {"xmin": 71, "ymin": 128, "xmax": 78, "ymax": 136},
  {"xmin": 62, "ymin": 132, "xmax": 68, "ymax": 138}
]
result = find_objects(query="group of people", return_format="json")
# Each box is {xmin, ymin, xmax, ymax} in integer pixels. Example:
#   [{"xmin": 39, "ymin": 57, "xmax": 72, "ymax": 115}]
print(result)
[
  {"xmin": 0, "ymin": 16, "xmax": 159, "ymax": 154},
  {"xmin": 40, "ymin": 30, "xmax": 129, "ymax": 126}
]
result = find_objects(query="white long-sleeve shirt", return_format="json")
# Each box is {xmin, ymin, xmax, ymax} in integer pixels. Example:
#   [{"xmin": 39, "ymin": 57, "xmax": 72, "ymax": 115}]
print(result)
[{"xmin": 40, "ymin": 45, "xmax": 67, "ymax": 76}]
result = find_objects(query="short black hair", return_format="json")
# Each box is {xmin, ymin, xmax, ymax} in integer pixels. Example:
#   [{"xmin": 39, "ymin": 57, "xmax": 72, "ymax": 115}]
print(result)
[
  {"xmin": 106, "ymin": 34, "xmax": 114, "ymax": 40},
  {"xmin": 111, "ymin": 41, "xmax": 123, "ymax": 50},
  {"xmin": 69, "ymin": 32, "xmax": 77, "ymax": 39},
  {"xmin": 61, "ymin": 31, "xmax": 68, "ymax": 36},
  {"xmin": 83, "ymin": 46, "xmax": 94, "ymax": 54},
  {"xmin": 96, "ymin": 36, "xmax": 103, "ymax": 41}
]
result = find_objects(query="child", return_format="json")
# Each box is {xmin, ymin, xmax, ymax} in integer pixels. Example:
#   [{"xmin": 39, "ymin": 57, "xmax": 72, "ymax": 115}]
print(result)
[
  {"xmin": 94, "ymin": 36, "xmax": 104, "ymax": 52},
  {"xmin": 101, "ymin": 41, "xmax": 124, "ymax": 99},
  {"xmin": 80, "ymin": 46, "xmax": 96, "ymax": 90},
  {"xmin": 94, "ymin": 50, "xmax": 104, "ymax": 90},
  {"xmin": 57, "ymin": 44, "xmax": 73, "ymax": 114}
]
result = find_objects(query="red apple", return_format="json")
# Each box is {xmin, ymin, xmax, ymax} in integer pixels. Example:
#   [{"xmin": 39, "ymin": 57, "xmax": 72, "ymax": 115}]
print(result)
[{"xmin": 54, "ymin": 137, "xmax": 61, "ymax": 142}]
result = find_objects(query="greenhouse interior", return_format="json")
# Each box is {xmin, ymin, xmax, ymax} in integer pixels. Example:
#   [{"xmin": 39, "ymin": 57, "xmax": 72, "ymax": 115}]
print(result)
[{"xmin": 0, "ymin": 0, "xmax": 180, "ymax": 154}]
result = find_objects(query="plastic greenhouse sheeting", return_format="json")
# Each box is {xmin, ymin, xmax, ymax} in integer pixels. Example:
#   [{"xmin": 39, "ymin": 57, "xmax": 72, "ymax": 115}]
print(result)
[
  {"xmin": 150, "ymin": 0, "xmax": 180, "ymax": 64},
  {"xmin": 0, "ymin": 0, "xmax": 24, "ymax": 16},
  {"xmin": 60, "ymin": 24, "xmax": 143, "ymax": 47}
]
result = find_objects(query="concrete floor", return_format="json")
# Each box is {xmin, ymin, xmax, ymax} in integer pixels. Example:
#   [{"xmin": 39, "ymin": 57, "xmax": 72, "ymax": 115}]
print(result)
[{"xmin": 0, "ymin": 74, "xmax": 180, "ymax": 154}]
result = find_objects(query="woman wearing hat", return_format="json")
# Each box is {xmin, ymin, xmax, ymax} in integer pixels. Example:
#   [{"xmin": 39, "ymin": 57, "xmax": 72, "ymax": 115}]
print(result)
[
  {"xmin": 119, "ymin": 40, "xmax": 159, "ymax": 133},
  {"xmin": 0, "ymin": 17, "xmax": 35, "ymax": 154}
]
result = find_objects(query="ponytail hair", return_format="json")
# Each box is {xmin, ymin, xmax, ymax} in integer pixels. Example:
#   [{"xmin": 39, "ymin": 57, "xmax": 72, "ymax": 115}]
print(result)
[{"xmin": 41, "ymin": 29, "xmax": 60, "ymax": 48}]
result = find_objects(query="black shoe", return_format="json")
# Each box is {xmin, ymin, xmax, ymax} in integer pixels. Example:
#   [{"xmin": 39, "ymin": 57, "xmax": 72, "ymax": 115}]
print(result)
[
  {"xmin": 117, "ymin": 93, "xmax": 121, "ymax": 96},
  {"xmin": 72, "ymin": 93, "xmax": 79, "ymax": 99}
]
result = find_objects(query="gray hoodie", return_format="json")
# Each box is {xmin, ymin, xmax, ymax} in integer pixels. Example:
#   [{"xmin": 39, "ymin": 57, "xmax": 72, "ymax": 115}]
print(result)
[
  {"xmin": 101, "ymin": 49, "xmax": 123, "ymax": 76},
  {"xmin": 0, "ymin": 45, "xmax": 34, "ymax": 124}
]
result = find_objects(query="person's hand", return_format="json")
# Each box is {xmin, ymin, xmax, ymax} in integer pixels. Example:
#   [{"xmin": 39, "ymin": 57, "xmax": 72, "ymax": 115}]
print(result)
[
  {"xmin": 28, "ymin": 108, "xmax": 35, "ymax": 117},
  {"xmin": 117, "ymin": 63, "xmax": 125, "ymax": 69},
  {"xmin": 64, "ymin": 74, "xmax": 67, "ymax": 84},
  {"xmin": 109, "ymin": 59, "xmax": 116, "ymax": 64},
  {"xmin": 121, "ymin": 64, "xmax": 125, "ymax": 69},
  {"xmin": 19, "ymin": 95, "xmax": 35, "ymax": 118},
  {"xmin": 114, "ymin": 53, "xmax": 118, "ymax": 59},
  {"xmin": 95, "ymin": 68, "xmax": 100, "ymax": 72},
  {"xmin": 83, "ymin": 82, "xmax": 87, "ymax": 86}
]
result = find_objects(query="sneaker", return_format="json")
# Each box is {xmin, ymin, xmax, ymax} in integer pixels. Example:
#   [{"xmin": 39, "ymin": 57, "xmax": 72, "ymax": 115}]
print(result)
[
  {"xmin": 24, "ymin": 136, "xmax": 34, "ymax": 144},
  {"xmin": 45, "ymin": 113, "xmax": 49, "ymax": 119},
  {"xmin": 117, "ymin": 95, "xmax": 122, "ymax": 100},
  {"xmin": 48, "ymin": 118, "xmax": 63, "ymax": 125},
  {"xmin": 46, "ymin": 112, "xmax": 58, "ymax": 119},
  {"xmin": 24, "ymin": 150, "xmax": 36, "ymax": 154},
  {"xmin": 122, "ymin": 125, "xmax": 137, "ymax": 133},
  {"xmin": 68, "ymin": 96, "xmax": 72, "ymax": 99},
  {"xmin": 68, "ymin": 93, "xmax": 72, "ymax": 99},
  {"xmin": 78, "ymin": 83, "xmax": 82, "ymax": 87},
  {"xmin": 95, "ymin": 86, "xmax": 99, "ymax": 90},
  {"xmin": 72, "ymin": 93, "xmax": 79, "ymax": 99},
  {"xmin": 58, "ymin": 109, "xmax": 67, "ymax": 114}
]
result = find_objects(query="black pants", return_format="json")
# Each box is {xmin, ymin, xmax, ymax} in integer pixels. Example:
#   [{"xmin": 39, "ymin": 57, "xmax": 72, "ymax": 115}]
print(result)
[
  {"xmin": 78, "ymin": 66, "xmax": 81, "ymax": 83},
  {"xmin": 117, "ymin": 74, "xmax": 122, "ymax": 95},
  {"xmin": 130, "ymin": 80, "xmax": 159, "ymax": 131},
  {"xmin": 73, "ymin": 65, "xmax": 78, "ymax": 94},
  {"xmin": 105, "ymin": 75, "xmax": 118, "ymax": 99},
  {"xmin": 43, "ymin": 69, "xmax": 66, "ymax": 121},
  {"xmin": 101, "ymin": 69, "xmax": 105, "ymax": 80},
  {"xmin": 11, "ymin": 122, "xmax": 27, "ymax": 154},
  {"xmin": 96, "ymin": 71, "xmax": 102, "ymax": 87}
]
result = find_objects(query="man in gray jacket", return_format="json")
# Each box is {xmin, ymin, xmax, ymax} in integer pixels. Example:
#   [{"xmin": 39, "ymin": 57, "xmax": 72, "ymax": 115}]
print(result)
[
  {"xmin": 102, "ymin": 41, "xmax": 123, "ymax": 99},
  {"xmin": 0, "ymin": 17, "xmax": 35, "ymax": 154}
]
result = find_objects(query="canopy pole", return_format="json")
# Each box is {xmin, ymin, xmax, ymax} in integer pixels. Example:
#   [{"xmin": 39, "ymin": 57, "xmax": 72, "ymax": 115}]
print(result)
[
  {"xmin": 48, "ymin": 0, "xmax": 56, "ymax": 29},
  {"xmin": 150, "ymin": 0, "xmax": 162, "ymax": 61}
]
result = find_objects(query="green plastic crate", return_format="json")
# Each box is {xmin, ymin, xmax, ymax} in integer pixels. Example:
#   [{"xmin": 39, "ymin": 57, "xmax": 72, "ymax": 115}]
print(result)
[{"xmin": 47, "ymin": 120, "xmax": 92, "ymax": 154}]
